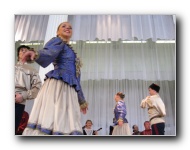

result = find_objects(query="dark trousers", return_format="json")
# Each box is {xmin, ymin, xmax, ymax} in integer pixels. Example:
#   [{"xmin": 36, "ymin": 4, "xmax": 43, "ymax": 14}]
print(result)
[
  {"xmin": 15, "ymin": 103, "xmax": 25, "ymax": 134},
  {"xmin": 151, "ymin": 122, "xmax": 165, "ymax": 135},
  {"xmin": 109, "ymin": 126, "xmax": 114, "ymax": 135}
]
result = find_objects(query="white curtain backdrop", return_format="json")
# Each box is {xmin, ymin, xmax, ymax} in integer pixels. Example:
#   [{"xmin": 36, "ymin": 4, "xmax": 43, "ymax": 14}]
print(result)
[
  {"xmin": 15, "ymin": 15, "xmax": 49, "ymax": 42},
  {"xmin": 15, "ymin": 15, "xmax": 176, "ymax": 135},
  {"xmin": 68, "ymin": 15, "xmax": 175, "ymax": 41},
  {"xmin": 71, "ymin": 40, "xmax": 175, "ymax": 135},
  {"xmin": 73, "ymin": 40, "xmax": 175, "ymax": 81}
]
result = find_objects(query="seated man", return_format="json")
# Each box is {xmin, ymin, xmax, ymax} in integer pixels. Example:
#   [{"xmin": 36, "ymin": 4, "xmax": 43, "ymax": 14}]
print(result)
[
  {"xmin": 132, "ymin": 124, "xmax": 140, "ymax": 135},
  {"xmin": 140, "ymin": 121, "xmax": 152, "ymax": 135}
]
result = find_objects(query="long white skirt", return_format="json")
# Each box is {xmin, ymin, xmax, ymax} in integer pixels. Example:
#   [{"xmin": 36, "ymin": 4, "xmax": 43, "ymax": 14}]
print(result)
[
  {"xmin": 22, "ymin": 78, "xmax": 83, "ymax": 135},
  {"xmin": 112, "ymin": 123, "xmax": 131, "ymax": 135}
]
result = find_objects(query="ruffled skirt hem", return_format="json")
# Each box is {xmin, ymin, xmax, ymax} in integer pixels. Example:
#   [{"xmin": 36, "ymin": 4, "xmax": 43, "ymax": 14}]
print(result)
[{"xmin": 22, "ymin": 78, "xmax": 83, "ymax": 135}]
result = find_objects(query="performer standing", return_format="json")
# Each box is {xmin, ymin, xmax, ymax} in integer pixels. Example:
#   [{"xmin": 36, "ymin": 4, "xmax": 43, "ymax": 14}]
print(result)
[
  {"xmin": 22, "ymin": 22, "xmax": 88, "ymax": 135},
  {"xmin": 140, "ymin": 83, "xmax": 166, "ymax": 135},
  {"xmin": 112, "ymin": 92, "xmax": 131, "ymax": 135},
  {"xmin": 15, "ymin": 45, "xmax": 42, "ymax": 135}
]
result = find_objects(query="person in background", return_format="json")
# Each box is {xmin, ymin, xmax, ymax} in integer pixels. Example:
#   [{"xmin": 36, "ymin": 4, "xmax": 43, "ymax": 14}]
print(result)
[
  {"xmin": 82, "ymin": 120, "xmax": 98, "ymax": 135},
  {"xmin": 15, "ymin": 45, "xmax": 42, "ymax": 135},
  {"xmin": 140, "ymin": 83, "xmax": 166, "ymax": 135},
  {"xmin": 140, "ymin": 121, "xmax": 152, "ymax": 135},
  {"xmin": 132, "ymin": 124, "xmax": 141, "ymax": 135},
  {"xmin": 112, "ymin": 92, "xmax": 131, "ymax": 135}
]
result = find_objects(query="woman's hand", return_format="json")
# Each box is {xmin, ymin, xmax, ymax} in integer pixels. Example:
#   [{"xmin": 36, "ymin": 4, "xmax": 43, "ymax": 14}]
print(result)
[
  {"xmin": 118, "ymin": 120, "xmax": 123, "ymax": 126},
  {"xmin": 22, "ymin": 51, "xmax": 36, "ymax": 63},
  {"xmin": 81, "ymin": 107, "xmax": 88, "ymax": 114}
]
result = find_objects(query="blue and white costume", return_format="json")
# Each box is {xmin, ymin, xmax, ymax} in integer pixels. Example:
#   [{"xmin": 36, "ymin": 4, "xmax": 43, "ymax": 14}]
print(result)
[
  {"xmin": 112, "ymin": 100, "xmax": 131, "ymax": 135},
  {"xmin": 23, "ymin": 37, "xmax": 87, "ymax": 135}
]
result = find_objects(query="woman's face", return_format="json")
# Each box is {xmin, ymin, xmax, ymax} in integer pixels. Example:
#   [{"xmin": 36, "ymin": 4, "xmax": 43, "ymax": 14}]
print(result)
[
  {"xmin": 86, "ymin": 121, "xmax": 92, "ymax": 128},
  {"xmin": 57, "ymin": 22, "xmax": 72, "ymax": 39},
  {"xmin": 114, "ymin": 94, "xmax": 119, "ymax": 102},
  {"xmin": 133, "ymin": 125, "xmax": 139, "ymax": 132}
]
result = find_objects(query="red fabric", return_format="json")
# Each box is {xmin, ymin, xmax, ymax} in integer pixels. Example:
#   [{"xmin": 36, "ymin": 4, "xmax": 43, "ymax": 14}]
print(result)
[
  {"xmin": 16, "ymin": 111, "xmax": 29, "ymax": 134},
  {"xmin": 140, "ymin": 129, "xmax": 152, "ymax": 135},
  {"xmin": 153, "ymin": 124, "xmax": 159, "ymax": 135}
]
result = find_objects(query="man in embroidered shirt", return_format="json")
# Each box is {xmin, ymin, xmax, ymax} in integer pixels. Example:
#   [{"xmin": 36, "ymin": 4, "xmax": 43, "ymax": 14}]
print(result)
[
  {"xmin": 140, "ymin": 83, "xmax": 166, "ymax": 135},
  {"xmin": 15, "ymin": 45, "xmax": 42, "ymax": 135}
]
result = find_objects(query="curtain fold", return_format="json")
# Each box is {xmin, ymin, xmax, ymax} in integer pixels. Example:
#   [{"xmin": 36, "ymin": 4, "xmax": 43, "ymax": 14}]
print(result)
[
  {"xmin": 68, "ymin": 15, "xmax": 175, "ymax": 41},
  {"xmin": 15, "ymin": 15, "xmax": 49, "ymax": 42},
  {"xmin": 72, "ymin": 40, "xmax": 175, "ymax": 81}
]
